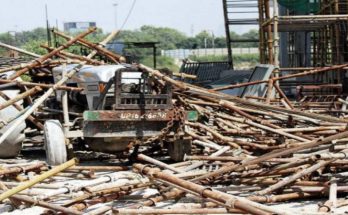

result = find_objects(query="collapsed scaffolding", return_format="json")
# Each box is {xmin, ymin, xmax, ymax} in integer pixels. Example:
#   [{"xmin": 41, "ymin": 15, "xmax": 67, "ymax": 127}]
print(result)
[
  {"xmin": 222, "ymin": 0, "xmax": 348, "ymax": 99},
  {"xmin": 0, "ymin": 26, "xmax": 348, "ymax": 213}
]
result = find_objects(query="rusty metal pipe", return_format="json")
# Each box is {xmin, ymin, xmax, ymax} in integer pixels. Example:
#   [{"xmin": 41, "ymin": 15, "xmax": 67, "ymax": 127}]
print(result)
[
  {"xmin": 257, "ymin": 160, "xmax": 334, "ymax": 195},
  {"xmin": 0, "ymin": 190, "xmax": 83, "ymax": 214},
  {"xmin": 180, "ymin": 146, "xmax": 230, "ymax": 172},
  {"xmin": 0, "ymin": 162, "xmax": 45, "ymax": 176},
  {"xmin": 53, "ymin": 29, "xmax": 125, "ymax": 63},
  {"xmin": 65, "ymin": 166, "xmax": 129, "ymax": 171},
  {"xmin": 0, "ymin": 59, "xmax": 82, "ymax": 74},
  {"xmin": 142, "ymin": 64, "xmax": 346, "ymax": 123},
  {"xmin": 185, "ymin": 155, "xmax": 245, "ymax": 162},
  {"xmin": 63, "ymin": 182, "xmax": 151, "ymax": 207},
  {"xmin": 216, "ymin": 110, "xmax": 310, "ymax": 142},
  {"xmin": 0, "ymin": 79, "xmax": 83, "ymax": 91},
  {"xmin": 134, "ymin": 164, "xmax": 288, "ymax": 215},
  {"xmin": 9, "ymin": 27, "xmax": 96, "ymax": 79},
  {"xmin": 213, "ymin": 64, "xmax": 348, "ymax": 91},
  {"xmin": 0, "ymin": 86, "xmax": 42, "ymax": 111},
  {"xmin": 0, "ymin": 158, "xmax": 77, "ymax": 202},
  {"xmin": 0, "ymin": 91, "xmax": 44, "ymax": 130},
  {"xmin": 137, "ymin": 154, "xmax": 183, "ymax": 173},
  {"xmin": 41, "ymin": 44, "xmax": 104, "ymax": 65},
  {"xmin": 70, "ymin": 192, "xmax": 127, "ymax": 212},
  {"xmin": 186, "ymin": 121, "xmax": 240, "ymax": 149},
  {"xmin": 274, "ymin": 83, "xmax": 294, "ymax": 109},
  {"xmin": 114, "ymin": 208, "xmax": 236, "ymax": 214},
  {"xmin": 193, "ymin": 130, "xmax": 348, "ymax": 182}
]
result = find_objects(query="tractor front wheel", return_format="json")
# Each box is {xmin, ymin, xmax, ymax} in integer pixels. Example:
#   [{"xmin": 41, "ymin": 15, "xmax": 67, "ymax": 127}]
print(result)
[{"xmin": 44, "ymin": 120, "xmax": 67, "ymax": 165}]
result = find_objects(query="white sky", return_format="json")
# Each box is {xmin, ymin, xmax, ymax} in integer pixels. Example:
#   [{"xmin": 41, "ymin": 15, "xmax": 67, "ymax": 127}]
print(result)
[{"xmin": 0, "ymin": 0, "xmax": 257, "ymax": 36}]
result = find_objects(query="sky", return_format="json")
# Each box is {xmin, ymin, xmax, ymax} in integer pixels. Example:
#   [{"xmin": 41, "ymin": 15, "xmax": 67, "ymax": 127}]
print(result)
[{"xmin": 0, "ymin": 0, "xmax": 256, "ymax": 36}]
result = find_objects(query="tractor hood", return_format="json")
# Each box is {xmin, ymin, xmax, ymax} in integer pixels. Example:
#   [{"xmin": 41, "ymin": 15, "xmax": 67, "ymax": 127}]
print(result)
[{"xmin": 53, "ymin": 64, "xmax": 126, "ymax": 84}]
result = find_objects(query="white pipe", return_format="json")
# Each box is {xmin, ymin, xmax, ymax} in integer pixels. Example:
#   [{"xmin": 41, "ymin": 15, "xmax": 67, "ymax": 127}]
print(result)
[{"xmin": 0, "ymin": 42, "xmax": 41, "ymax": 58}]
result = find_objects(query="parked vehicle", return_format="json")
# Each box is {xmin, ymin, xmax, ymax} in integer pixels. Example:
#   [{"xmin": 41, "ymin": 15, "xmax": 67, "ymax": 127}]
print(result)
[{"xmin": 44, "ymin": 64, "xmax": 194, "ymax": 165}]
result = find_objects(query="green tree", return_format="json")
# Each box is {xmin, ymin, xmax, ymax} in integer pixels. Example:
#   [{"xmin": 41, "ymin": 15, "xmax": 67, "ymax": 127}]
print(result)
[
  {"xmin": 214, "ymin": 37, "xmax": 227, "ymax": 48},
  {"xmin": 0, "ymin": 32, "xmax": 17, "ymax": 46},
  {"xmin": 0, "ymin": 26, "xmax": 259, "ymax": 70},
  {"xmin": 230, "ymin": 29, "xmax": 259, "ymax": 48},
  {"xmin": 115, "ymin": 26, "xmax": 187, "ymax": 69},
  {"xmin": 180, "ymin": 37, "xmax": 199, "ymax": 49},
  {"xmin": 241, "ymin": 29, "xmax": 259, "ymax": 47},
  {"xmin": 16, "ymin": 28, "xmax": 48, "ymax": 44},
  {"xmin": 195, "ymin": 30, "xmax": 213, "ymax": 48},
  {"xmin": 21, "ymin": 39, "xmax": 47, "ymax": 55}
]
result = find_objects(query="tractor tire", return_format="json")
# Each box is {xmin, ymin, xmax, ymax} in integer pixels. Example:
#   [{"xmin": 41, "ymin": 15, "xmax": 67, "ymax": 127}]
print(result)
[
  {"xmin": 0, "ymin": 90, "xmax": 26, "ymax": 158},
  {"xmin": 44, "ymin": 120, "xmax": 67, "ymax": 165}
]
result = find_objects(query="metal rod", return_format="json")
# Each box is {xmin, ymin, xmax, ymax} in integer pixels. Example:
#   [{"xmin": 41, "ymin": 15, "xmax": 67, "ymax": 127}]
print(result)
[
  {"xmin": 114, "ymin": 208, "xmax": 233, "ymax": 214},
  {"xmin": 0, "ymin": 86, "xmax": 41, "ymax": 111},
  {"xmin": 0, "ymin": 182, "xmax": 82, "ymax": 215},
  {"xmin": 0, "ymin": 158, "xmax": 77, "ymax": 202},
  {"xmin": 137, "ymin": 154, "xmax": 184, "ymax": 173},
  {"xmin": 9, "ymin": 27, "xmax": 96, "ymax": 79},
  {"xmin": 0, "ymin": 42, "xmax": 41, "ymax": 58},
  {"xmin": 134, "ymin": 164, "xmax": 288, "ymax": 215}
]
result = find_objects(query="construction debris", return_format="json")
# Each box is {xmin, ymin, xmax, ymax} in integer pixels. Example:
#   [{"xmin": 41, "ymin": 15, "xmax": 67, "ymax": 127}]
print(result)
[{"xmin": 1, "ymin": 27, "xmax": 348, "ymax": 215}]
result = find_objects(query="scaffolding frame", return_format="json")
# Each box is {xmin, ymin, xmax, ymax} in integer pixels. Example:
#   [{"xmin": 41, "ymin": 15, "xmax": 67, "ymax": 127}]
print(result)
[
  {"xmin": 222, "ymin": 0, "xmax": 260, "ymax": 69},
  {"xmin": 259, "ymin": 0, "xmax": 348, "ymax": 65},
  {"xmin": 258, "ymin": 0, "xmax": 348, "ymax": 93}
]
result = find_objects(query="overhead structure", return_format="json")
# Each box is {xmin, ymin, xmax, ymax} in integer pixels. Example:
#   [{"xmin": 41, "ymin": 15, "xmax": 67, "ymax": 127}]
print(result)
[
  {"xmin": 222, "ymin": 0, "xmax": 260, "ymax": 69},
  {"xmin": 220, "ymin": 0, "xmax": 348, "ymax": 96},
  {"xmin": 259, "ymin": 0, "xmax": 348, "ymax": 70},
  {"xmin": 255, "ymin": 0, "xmax": 348, "ymax": 96}
]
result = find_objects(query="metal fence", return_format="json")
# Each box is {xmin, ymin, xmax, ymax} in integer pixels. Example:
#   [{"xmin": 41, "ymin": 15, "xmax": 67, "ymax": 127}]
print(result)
[
  {"xmin": 162, "ymin": 48, "xmax": 258, "ymax": 59},
  {"xmin": 180, "ymin": 61, "xmax": 231, "ymax": 84}
]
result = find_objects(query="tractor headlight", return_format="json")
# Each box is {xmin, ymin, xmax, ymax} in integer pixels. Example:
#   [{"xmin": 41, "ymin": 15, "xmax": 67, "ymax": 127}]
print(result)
[{"xmin": 86, "ymin": 85, "xmax": 99, "ymax": 92}]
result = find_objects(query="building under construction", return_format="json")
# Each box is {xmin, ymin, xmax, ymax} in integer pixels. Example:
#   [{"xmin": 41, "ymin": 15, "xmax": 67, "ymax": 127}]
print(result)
[{"xmin": 223, "ymin": 0, "xmax": 348, "ymax": 97}]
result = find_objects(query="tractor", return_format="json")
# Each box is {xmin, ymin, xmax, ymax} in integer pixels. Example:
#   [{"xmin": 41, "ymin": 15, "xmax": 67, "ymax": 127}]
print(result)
[{"xmin": 44, "ymin": 64, "xmax": 194, "ymax": 165}]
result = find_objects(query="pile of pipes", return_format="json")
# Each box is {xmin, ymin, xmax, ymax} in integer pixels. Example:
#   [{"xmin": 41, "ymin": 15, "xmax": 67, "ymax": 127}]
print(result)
[{"xmin": 1, "ymin": 27, "xmax": 348, "ymax": 214}]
